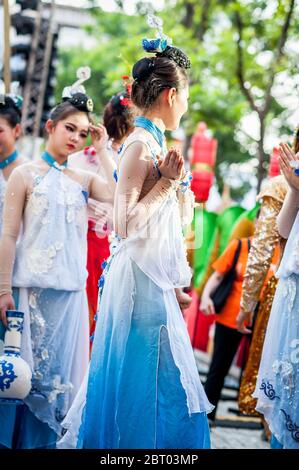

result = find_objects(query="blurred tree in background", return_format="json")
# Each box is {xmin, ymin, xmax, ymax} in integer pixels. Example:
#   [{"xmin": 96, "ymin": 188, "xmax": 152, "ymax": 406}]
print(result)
[{"xmin": 56, "ymin": 0, "xmax": 299, "ymax": 196}]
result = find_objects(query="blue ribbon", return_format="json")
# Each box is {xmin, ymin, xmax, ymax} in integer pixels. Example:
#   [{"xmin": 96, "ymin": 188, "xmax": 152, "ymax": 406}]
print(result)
[
  {"xmin": 41, "ymin": 151, "xmax": 68, "ymax": 171},
  {"xmin": 134, "ymin": 116, "xmax": 165, "ymax": 149},
  {"xmin": 0, "ymin": 150, "xmax": 19, "ymax": 169}
]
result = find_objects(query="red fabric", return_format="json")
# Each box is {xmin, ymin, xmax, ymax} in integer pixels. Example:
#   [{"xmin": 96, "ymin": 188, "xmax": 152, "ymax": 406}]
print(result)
[
  {"xmin": 191, "ymin": 296, "xmax": 216, "ymax": 351},
  {"xmin": 86, "ymin": 221, "xmax": 110, "ymax": 344},
  {"xmin": 183, "ymin": 289, "xmax": 199, "ymax": 342},
  {"xmin": 236, "ymin": 334, "xmax": 251, "ymax": 368}
]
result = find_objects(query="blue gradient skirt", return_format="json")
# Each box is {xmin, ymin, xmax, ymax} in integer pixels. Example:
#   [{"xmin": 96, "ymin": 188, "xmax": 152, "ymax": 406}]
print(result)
[{"xmin": 79, "ymin": 261, "xmax": 210, "ymax": 449}]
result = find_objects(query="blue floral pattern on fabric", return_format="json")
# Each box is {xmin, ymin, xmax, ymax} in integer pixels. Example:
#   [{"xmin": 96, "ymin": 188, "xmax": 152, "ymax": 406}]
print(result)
[
  {"xmin": 260, "ymin": 380, "xmax": 299, "ymax": 444},
  {"xmin": 280, "ymin": 409, "xmax": 299, "ymax": 443},
  {"xmin": 260, "ymin": 380, "xmax": 280, "ymax": 400}
]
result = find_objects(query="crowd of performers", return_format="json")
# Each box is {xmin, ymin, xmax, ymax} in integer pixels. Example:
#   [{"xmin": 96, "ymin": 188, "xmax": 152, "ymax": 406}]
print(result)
[{"xmin": 0, "ymin": 15, "xmax": 298, "ymax": 449}]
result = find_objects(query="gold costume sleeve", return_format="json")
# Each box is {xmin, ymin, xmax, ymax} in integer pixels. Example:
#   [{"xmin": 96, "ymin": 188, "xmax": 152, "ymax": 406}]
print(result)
[{"xmin": 240, "ymin": 197, "xmax": 282, "ymax": 314}]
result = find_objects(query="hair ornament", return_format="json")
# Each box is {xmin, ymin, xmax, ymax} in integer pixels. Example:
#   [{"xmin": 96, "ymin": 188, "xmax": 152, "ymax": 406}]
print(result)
[
  {"xmin": 62, "ymin": 67, "xmax": 94, "ymax": 112},
  {"xmin": 0, "ymin": 79, "xmax": 23, "ymax": 114},
  {"xmin": 139, "ymin": 14, "xmax": 190, "ymax": 70},
  {"xmin": 142, "ymin": 14, "xmax": 172, "ymax": 53},
  {"xmin": 84, "ymin": 145, "xmax": 97, "ymax": 164},
  {"xmin": 110, "ymin": 75, "xmax": 133, "ymax": 111},
  {"xmin": 0, "ymin": 80, "xmax": 5, "ymax": 105}
]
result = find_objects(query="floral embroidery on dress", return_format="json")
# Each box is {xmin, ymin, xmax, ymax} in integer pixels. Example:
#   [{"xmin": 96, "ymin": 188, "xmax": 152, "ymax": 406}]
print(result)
[
  {"xmin": 292, "ymin": 234, "xmax": 299, "ymax": 272},
  {"xmin": 31, "ymin": 194, "xmax": 49, "ymax": 216},
  {"xmin": 280, "ymin": 409, "xmax": 299, "ymax": 443},
  {"xmin": 29, "ymin": 289, "xmax": 50, "ymax": 387},
  {"xmin": 27, "ymin": 242, "xmax": 64, "ymax": 274},
  {"xmin": 272, "ymin": 360, "xmax": 295, "ymax": 398},
  {"xmin": 48, "ymin": 375, "xmax": 73, "ymax": 404},
  {"xmin": 282, "ymin": 275, "xmax": 296, "ymax": 316},
  {"xmin": 30, "ymin": 172, "xmax": 50, "ymax": 215},
  {"xmin": 260, "ymin": 379, "xmax": 280, "ymax": 400},
  {"xmin": 56, "ymin": 178, "xmax": 86, "ymax": 225}
]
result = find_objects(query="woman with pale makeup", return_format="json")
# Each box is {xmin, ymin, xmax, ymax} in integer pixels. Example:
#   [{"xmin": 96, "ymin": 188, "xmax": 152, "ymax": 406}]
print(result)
[
  {"xmin": 0, "ymin": 82, "xmax": 116, "ymax": 448},
  {"xmin": 59, "ymin": 24, "xmax": 212, "ymax": 449}
]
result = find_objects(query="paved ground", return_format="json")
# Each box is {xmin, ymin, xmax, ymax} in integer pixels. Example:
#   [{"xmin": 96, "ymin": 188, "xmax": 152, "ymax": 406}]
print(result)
[
  {"xmin": 194, "ymin": 349, "xmax": 270, "ymax": 450},
  {"xmin": 210, "ymin": 400, "xmax": 269, "ymax": 449}
]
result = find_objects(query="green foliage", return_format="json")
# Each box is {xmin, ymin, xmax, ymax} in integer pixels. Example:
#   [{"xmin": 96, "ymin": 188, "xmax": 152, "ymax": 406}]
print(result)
[{"xmin": 56, "ymin": 0, "xmax": 299, "ymax": 195}]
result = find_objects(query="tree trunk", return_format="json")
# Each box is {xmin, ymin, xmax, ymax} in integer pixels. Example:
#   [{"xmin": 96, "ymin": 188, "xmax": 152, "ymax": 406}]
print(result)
[{"xmin": 257, "ymin": 117, "xmax": 266, "ymax": 193}]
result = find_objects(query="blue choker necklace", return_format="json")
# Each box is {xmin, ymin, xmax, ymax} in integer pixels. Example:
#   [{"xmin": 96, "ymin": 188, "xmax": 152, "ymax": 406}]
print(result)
[
  {"xmin": 42, "ymin": 151, "xmax": 68, "ymax": 171},
  {"xmin": 134, "ymin": 117, "xmax": 165, "ymax": 149},
  {"xmin": 0, "ymin": 150, "xmax": 19, "ymax": 169}
]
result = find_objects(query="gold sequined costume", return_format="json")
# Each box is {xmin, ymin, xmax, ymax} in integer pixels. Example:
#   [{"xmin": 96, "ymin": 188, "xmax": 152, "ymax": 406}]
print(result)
[{"xmin": 238, "ymin": 175, "xmax": 288, "ymax": 415}]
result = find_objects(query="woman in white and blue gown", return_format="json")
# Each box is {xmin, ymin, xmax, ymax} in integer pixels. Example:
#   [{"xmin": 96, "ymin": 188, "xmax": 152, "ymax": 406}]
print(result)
[
  {"xmin": 0, "ymin": 72, "xmax": 116, "ymax": 448},
  {"xmin": 253, "ymin": 142, "xmax": 299, "ymax": 448},
  {"xmin": 59, "ymin": 33, "xmax": 212, "ymax": 450}
]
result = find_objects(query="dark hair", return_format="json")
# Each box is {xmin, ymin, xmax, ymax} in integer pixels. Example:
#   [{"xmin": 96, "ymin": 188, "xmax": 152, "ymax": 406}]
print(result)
[
  {"xmin": 103, "ymin": 92, "xmax": 135, "ymax": 141},
  {"xmin": 132, "ymin": 47, "xmax": 189, "ymax": 109},
  {"xmin": 49, "ymin": 100, "xmax": 93, "ymax": 126},
  {"xmin": 0, "ymin": 96, "xmax": 22, "ymax": 127}
]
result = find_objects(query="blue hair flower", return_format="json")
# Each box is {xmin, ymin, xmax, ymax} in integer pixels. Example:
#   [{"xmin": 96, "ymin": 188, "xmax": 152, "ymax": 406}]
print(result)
[{"xmin": 142, "ymin": 37, "xmax": 168, "ymax": 53}]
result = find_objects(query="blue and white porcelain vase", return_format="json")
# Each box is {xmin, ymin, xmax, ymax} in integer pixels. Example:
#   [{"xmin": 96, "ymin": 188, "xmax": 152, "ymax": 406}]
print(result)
[{"xmin": 0, "ymin": 310, "xmax": 32, "ymax": 402}]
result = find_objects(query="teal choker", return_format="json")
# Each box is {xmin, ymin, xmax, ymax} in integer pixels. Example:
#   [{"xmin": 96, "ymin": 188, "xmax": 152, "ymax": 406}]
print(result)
[
  {"xmin": 0, "ymin": 150, "xmax": 19, "ymax": 169},
  {"xmin": 134, "ymin": 117, "xmax": 165, "ymax": 149},
  {"xmin": 42, "ymin": 151, "xmax": 68, "ymax": 171}
]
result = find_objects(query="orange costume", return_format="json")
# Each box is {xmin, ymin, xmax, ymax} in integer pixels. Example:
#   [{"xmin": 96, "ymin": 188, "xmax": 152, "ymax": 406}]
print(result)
[
  {"xmin": 204, "ymin": 237, "xmax": 251, "ymax": 420},
  {"xmin": 212, "ymin": 238, "xmax": 251, "ymax": 330}
]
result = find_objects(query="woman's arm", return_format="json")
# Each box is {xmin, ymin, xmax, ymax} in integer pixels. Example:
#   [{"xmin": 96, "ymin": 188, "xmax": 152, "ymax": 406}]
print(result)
[
  {"xmin": 0, "ymin": 168, "xmax": 27, "ymax": 325},
  {"xmin": 277, "ymin": 189, "xmax": 299, "ymax": 239},
  {"xmin": 199, "ymin": 271, "xmax": 224, "ymax": 315},
  {"xmin": 114, "ymin": 143, "xmax": 183, "ymax": 238},
  {"xmin": 88, "ymin": 173, "xmax": 115, "ymax": 204},
  {"xmin": 277, "ymin": 143, "xmax": 299, "ymax": 238},
  {"xmin": 237, "ymin": 197, "xmax": 282, "ymax": 334},
  {"xmin": 89, "ymin": 124, "xmax": 117, "ymax": 191}
]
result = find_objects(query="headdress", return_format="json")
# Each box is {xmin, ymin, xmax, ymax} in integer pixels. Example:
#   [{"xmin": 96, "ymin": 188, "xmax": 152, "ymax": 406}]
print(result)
[
  {"xmin": 0, "ymin": 80, "xmax": 23, "ymax": 117},
  {"xmin": 133, "ymin": 14, "xmax": 191, "ymax": 83},
  {"xmin": 109, "ymin": 75, "xmax": 133, "ymax": 113},
  {"xmin": 61, "ymin": 67, "xmax": 94, "ymax": 112}
]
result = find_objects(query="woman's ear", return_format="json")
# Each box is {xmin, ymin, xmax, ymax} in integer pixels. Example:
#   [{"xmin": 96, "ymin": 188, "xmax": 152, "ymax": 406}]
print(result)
[
  {"xmin": 45, "ymin": 119, "xmax": 54, "ymax": 135},
  {"xmin": 164, "ymin": 87, "xmax": 177, "ymax": 107},
  {"xmin": 13, "ymin": 123, "xmax": 22, "ymax": 140}
]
